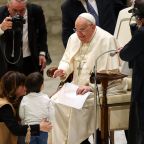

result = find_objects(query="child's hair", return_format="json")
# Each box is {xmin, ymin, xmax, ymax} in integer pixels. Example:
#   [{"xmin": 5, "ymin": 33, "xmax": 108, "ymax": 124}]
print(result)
[{"xmin": 25, "ymin": 72, "xmax": 44, "ymax": 93}]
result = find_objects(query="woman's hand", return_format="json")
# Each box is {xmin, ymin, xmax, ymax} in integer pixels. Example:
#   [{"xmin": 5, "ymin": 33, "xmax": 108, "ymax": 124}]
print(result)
[
  {"xmin": 40, "ymin": 119, "xmax": 52, "ymax": 132},
  {"xmin": 76, "ymin": 85, "xmax": 93, "ymax": 95}
]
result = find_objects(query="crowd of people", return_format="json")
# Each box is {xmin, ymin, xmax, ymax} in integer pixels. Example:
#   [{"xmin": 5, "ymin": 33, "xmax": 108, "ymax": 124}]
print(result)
[{"xmin": 0, "ymin": 0, "xmax": 144, "ymax": 144}]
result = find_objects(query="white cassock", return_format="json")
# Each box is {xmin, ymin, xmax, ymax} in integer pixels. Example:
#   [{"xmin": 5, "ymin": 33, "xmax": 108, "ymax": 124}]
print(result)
[{"xmin": 51, "ymin": 27, "xmax": 129, "ymax": 144}]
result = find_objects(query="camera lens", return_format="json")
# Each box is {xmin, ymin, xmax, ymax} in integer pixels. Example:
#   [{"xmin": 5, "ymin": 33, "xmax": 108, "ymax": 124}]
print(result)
[{"xmin": 12, "ymin": 14, "xmax": 25, "ymax": 31}]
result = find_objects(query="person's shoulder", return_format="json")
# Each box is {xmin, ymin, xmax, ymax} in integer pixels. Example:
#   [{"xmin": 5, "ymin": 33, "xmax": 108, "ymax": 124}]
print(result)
[
  {"xmin": 134, "ymin": 27, "xmax": 144, "ymax": 37},
  {"xmin": 0, "ymin": 5, "xmax": 9, "ymax": 22},
  {"xmin": 27, "ymin": 3, "xmax": 42, "ymax": 11},
  {"xmin": 0, "ymin": 98, "xmax": 11, "ymax": 107},
  {"xmin": 138, "ymin": 26, "xmax": 144, "ymax": 32},
  {"xmin": 20, "ymin": 95, "xmax": 29, "ymax": 102},
  {"xmin": 69, "ymin": 33, "xmax": 80, "ymax": 41},
  {"xmin": 40, "ymin": 93, "xmax": 51, "ymax": 103},
  {"xmin": 0, "ymin": 104, "xmax": 13, "ymax": 114},
  {"xmin": 0, "ymin": 5, "xmax": 6, "ymax": 9},
  {"xmin": 118, "ymin": 6, "xmax": 133, "ymax": 18},
  {"xmin": 61, "ymin": 0, "xmax": 72, "ymax": 5},
  {"xmin": 61, "ymin": 0, "xmax": 76, "ymax": 8},
  {"xmin": 0, "ymin": 5, "xmax": 7, "ymax": 13},
  {"xmin": 66, "ymin": 33, "xmax": 81, "ymax": 49},
  {"xmin": 120, "ymin": 6, "xmax": 132, "ymax": 13},
  {"xmin": 97, "ymin": 26, "xmax": 114, "ymax": 38},
  {"xmin": 38, "ymin": 92, "xmax": 49, "ymax": 98},
  {"xmin": 0, "ymin": 98, "xmax": 15, "ymax": 113}
]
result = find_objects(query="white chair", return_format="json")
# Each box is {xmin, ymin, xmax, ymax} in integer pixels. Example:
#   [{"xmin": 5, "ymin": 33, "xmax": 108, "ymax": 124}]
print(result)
[{"xmin": 96, "ymin": 72, "xmax": 131, "ymax": 144}]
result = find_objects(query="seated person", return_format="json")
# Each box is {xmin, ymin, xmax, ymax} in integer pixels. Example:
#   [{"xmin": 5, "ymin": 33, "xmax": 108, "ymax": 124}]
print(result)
[{"xmin": 51, "ymin": 13, "xmax": 130, "ymax": 144}]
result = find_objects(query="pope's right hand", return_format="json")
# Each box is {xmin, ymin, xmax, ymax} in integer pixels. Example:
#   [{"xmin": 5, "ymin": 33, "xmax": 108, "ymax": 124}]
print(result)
[{"xmin": 53, "ymin": 69, "xmax": 66, "ymax": 78}]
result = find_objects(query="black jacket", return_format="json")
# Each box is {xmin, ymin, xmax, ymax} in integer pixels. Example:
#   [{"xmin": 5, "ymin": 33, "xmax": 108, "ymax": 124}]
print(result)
[
  {"xmin": 0, "ymin": 104, "xmax": 39, "ymax": 136},
  {"xmin": 0, "ymin": 3, "xmax": 51, "ymax": 77},
  {"xmin": 61, "ymin": 0, "xmax": 125, "ymax": 47},
  {"xmin": 120, "ymin": 27, "xmax": 144, "ymax": 144}
]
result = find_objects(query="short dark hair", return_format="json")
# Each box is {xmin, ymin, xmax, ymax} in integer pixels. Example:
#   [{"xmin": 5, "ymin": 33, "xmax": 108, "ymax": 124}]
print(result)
[
  {"xmin": 131, "ymin": 0, "xmax": 144, "ymax": 18},
  {"xmin": 25, "ymin": 72, "xmax": 44, "ymax": 93}
]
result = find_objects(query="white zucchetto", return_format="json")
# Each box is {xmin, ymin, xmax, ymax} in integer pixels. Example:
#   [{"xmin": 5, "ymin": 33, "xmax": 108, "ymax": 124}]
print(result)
[{"xmin": 79, "ymin": 13, "xmax": 96, "ymax": 24}]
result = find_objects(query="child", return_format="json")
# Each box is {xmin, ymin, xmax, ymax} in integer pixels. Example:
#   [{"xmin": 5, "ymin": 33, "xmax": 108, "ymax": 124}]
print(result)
[
  {"xmin": 0, "ymin": 71, "xmax": 52, "ymax": 144},
  {"xmin": 19, "ymin": 72, "xmax": 53, "ymax": 144}
]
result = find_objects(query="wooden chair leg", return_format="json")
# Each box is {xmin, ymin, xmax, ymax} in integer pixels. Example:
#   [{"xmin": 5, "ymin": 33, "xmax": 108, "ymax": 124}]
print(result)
[{"xmin": 110, "ymin": 131, "xmax": 114, "ymax": 144}]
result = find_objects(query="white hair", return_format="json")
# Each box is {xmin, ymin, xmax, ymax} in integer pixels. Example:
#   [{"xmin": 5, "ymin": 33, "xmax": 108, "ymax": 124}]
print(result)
[
  {"xmin": 7, "ymin": 0, "xmax": 27, "ymax": 3},
  {"xmin": 79, "ymin": 13, "xmax": 96, "ymax": 25}
]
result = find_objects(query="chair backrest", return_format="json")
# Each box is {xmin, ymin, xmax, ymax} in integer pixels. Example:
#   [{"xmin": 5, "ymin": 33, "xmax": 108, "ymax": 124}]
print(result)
[
  {"xmin": 114, "ymin": 6, "xmax": 135, "ymax": 47},
  {"xmin": 114, "ymin": 7, "xmax": 135, "ymax": 76}
]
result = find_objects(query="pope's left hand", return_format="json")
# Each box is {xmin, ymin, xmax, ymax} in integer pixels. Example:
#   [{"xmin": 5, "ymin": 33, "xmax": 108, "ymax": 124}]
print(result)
[
  {"xmin": 39, "ymin": 55, "xmax": 47, "ymax": 71},
  {"xmin": 76, "ymin": 85, "xmax": 93, "ymax": 95}
]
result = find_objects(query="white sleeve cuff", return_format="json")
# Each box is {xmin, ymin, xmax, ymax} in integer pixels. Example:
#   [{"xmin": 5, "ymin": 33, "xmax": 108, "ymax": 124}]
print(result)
[
  {"xmin": 39, "ymin": 51, "xmax": 46, "ymax": 56},
  {"xmin": 0, "ymin": 27, "xmax": 4, "ymax": 35}
]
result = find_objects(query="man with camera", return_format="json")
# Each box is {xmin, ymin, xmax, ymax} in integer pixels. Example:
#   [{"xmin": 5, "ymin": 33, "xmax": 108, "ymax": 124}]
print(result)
[{"xmin": 0, "ymin": 0, "xmax": 51, "ymax": 77}]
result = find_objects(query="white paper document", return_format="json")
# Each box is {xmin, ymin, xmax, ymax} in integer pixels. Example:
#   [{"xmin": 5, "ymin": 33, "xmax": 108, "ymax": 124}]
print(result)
[{"xmin": 51, "ymin": 83, "xmax": 92, "ymax": 109}]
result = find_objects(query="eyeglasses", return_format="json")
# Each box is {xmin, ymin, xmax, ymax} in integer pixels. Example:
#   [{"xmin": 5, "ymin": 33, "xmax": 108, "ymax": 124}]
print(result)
[
  {"xmin": 73, "ymin": 24, "xmax": 92, "ymax": 33},
  {"xmin": 11, "ymin": 8, "xmax": 26, "ymax": 15}
]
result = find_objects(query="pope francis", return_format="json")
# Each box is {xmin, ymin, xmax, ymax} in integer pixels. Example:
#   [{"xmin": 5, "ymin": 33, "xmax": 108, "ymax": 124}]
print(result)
[{"xmin": 52, "ymin": 13, "xmax": 128, "ymax": 144}]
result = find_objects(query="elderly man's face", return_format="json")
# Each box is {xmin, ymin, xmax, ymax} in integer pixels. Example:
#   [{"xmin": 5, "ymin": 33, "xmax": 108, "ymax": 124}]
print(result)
[
  {"xmin": 7, "ymin": 0, "xmax": 26, "ymax": 17},
  {"xmin": 74, "ymin": 17, "xmax": 96, "ymax": 43}
]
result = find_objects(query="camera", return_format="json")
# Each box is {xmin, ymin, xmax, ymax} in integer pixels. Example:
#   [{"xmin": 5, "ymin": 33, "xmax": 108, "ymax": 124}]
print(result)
[{"xmin": 12, "ymin": 14, "xmax": 26, "ymax": 31}]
